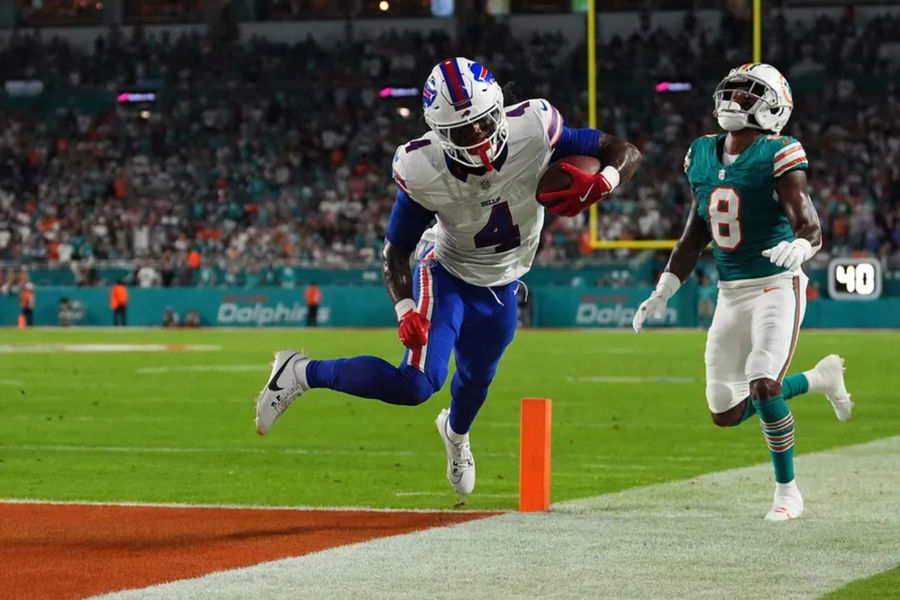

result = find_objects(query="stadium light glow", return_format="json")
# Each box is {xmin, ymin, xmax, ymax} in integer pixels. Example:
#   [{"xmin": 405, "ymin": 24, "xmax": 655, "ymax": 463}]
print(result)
[
  {"xmin": 655, "ymin": 82, "xmax": 692, "ymax": 93},
  {"xmin": 117, "ymin": 92, "xmax": 157, "ymax": 103},
  {"xmin": 378, "ymin": 1, "xmax": 389, "ymax": 11},
  {"xmin": 379, "ymin": 87, "xmax": 419, "ymax": 98}
]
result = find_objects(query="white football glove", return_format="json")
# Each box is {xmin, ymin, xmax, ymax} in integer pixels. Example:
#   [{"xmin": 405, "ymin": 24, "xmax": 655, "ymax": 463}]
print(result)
[
  {"xmin": 632, "ymin": 272, "xmax": 681, "ymax": 333},
  {"xmin": 761, "ymin": 238, "xmax": 815, "ymax": 272}
]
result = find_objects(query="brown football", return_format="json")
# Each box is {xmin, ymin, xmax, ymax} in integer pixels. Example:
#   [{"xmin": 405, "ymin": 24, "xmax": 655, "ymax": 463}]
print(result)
[{"xmin": 535, "ymin": 155, "xmax": 603, "ymax": 209}]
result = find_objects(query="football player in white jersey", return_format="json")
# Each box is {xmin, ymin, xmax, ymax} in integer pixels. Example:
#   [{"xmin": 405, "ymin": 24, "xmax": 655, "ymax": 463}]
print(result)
[{"xmin": 254, "ymin": 57, "xmax": 642, "ymax": 495}]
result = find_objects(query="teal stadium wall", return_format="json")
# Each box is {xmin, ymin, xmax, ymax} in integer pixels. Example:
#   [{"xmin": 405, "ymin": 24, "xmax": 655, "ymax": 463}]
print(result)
[{"xmin": 3, "ymin": 285, "xmax": 900, "ymax": 329}]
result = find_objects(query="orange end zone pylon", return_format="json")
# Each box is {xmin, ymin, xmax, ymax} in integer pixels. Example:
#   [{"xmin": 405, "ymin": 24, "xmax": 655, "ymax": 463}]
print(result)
[{"xmin": 519, "ymin": 397, "xmax": 552, "ymax": 512}]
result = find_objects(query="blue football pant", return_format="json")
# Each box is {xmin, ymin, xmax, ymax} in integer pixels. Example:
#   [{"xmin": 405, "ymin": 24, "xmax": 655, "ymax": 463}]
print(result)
[{"xmin": 305, "ymin": 255, "xmax": 518, "ymax": 434}]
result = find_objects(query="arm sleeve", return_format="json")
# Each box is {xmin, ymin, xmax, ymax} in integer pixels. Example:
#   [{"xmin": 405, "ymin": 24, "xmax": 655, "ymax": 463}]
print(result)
[
  {"xmin": 773, "ymin": 138, "xmax": 808, "ymax": 178},
  {"xmin": 551, "ymin": 126, "xmax": 603, "ymax": 162},
  {"xmin": 385, "ymin": 189, "xmax": 436, "ymax": 253}
]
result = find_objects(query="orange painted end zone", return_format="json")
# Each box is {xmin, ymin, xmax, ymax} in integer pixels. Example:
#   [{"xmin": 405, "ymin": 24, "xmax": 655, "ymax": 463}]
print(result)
[{"xmin": 0, "ymin": 503, "xmax": 498, "ymax": 600}]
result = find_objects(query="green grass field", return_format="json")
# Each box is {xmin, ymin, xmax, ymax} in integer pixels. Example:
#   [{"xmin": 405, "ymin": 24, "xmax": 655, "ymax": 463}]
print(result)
[
  {"xmin": 1, "ymin": 328, "xmax": 897, "ymax": 511},
  {"xmin": 2, "ymin": 327, "xmax": 899, "ymax": 598}
]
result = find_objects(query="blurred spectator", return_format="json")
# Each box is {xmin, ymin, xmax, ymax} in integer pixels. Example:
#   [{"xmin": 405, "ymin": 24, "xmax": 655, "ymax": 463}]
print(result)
[
  {"xmin": 136, "ymin": 264, "xmax": 162, "ymax": 288},
  {"xmin": 110, "ymin": 280, "xmax": 129, "ymax": 326},
  {"xmin": 19, "ymin": 282, "xmax": 35, "ymax": 327},
  {"xmin": 183, "ymin": 308, "xmax": 202, "ymax": 327},
  {"xmin": 162, "ymin": 306, "xmax": 180, "ymax": 327},
  {"xmin": 305, "ymin": 281, "xmax": 322, "ymax": 326},
  {"xmin": 58, "ymin": 296, "xmax": 77, "ymax": 326},
  {"xmin": 0, "ymin": 11, "xmax": 896, "ymax": 283}
]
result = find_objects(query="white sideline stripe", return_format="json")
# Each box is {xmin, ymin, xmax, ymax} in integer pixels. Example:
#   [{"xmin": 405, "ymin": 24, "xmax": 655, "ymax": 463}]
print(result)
[
  {"xmin": 0, "ymin": 498, "xmax": 497, "ymax": 514},
  {"xmin": 566, "ymin": 375, "xmax": 697, "ymax": 383},
  {"xmin": 136, "ymin": 364, "xmax": 268, "ymax": 374},
  {"xmin": 89, "ymin": 436, "xmax": 900, "ymax": 600},
  {"xmin": 395, "ymin": 492, "xmax": 517, "ymax": 498},
  {"xmin": 0, "ymin": 344, "xmax": 222, "ymax": 353}
]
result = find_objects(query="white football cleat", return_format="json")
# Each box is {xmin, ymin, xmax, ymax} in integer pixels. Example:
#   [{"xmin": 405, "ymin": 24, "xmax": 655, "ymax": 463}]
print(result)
[
  {"xmin": 436, "ymin": 408, "xmax": 475, "ymax": 495},
  {"xmin": 255, "ymin": 350, "xmax": 309, "ymax": 435},
  {"xmin": 811, "ymin": 354, "xmax": 853, "ymax": 422},
  {"xmin": 765, "ymin": 480, "xmax": 804, "ymax": 521}
]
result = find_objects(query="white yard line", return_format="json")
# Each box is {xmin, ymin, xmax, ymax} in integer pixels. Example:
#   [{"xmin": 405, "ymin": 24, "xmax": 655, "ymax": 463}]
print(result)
[
  {"xmin": 0, "ymin": 497, "xmax": 493, "ymax": 514},
  {"xmin": 394, "ymin": 491, "xmax": 517, "ymax": 498},
  {"xmin": 88, "ymin": 435, "xmax": 900, "ymax": 600}
]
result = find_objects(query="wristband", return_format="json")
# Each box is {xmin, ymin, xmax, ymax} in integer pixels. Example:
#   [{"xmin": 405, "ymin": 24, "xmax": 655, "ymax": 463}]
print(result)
[
  {"xmin": 394, "ymin": 298, "xmax": 417, "ymax": 321},
  {"xmin": 655, "ymin": 271, "xmax": 681, "ymax": 300},
  {"xmin": 599, "ymin": 166, "xmax": 621, "ymax": 191}
]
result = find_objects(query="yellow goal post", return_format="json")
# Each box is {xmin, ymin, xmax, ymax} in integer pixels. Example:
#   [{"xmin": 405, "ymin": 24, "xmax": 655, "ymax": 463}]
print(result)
[{"xmin": 585, "ymin": 0, "xmax": 762, "ymax": 250}]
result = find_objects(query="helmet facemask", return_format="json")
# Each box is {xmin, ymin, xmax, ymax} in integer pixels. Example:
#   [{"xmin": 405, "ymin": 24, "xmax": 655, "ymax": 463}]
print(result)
[
  {"xmin": 713, "ymin": 74, "xmax": 791, "ymax": 134},
  {"xmin": 428, "ymin": 102, "xmax": 509, "ymax": 171}
]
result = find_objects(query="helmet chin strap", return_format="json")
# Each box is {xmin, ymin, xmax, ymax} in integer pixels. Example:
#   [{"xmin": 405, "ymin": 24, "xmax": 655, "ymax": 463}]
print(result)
[{"xmin": 471, "ymin": 140, "xmax": 494, "ymax": 171}]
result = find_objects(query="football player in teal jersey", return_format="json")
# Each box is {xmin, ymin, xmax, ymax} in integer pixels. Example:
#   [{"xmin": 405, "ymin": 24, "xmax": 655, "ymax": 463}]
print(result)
[{"xmin": 633, "ymin": 63, "xmax": 853, "ymax": 521}]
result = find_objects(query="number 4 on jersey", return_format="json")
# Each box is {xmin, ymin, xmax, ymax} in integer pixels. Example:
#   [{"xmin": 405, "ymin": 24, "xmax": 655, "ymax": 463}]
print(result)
[{"xmin": 474, "ymin": 201, "xmax": 521, "ymax": 253}]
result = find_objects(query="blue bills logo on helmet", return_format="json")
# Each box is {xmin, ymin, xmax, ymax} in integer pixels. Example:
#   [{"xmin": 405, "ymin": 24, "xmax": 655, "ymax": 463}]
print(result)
[
  {"xmin": 469, "ymin": 62, "xmax": 496, "ymax": 84},
  {"xmin": 422, "ymin": 77, "xmax": 438, "ymax": 109}
]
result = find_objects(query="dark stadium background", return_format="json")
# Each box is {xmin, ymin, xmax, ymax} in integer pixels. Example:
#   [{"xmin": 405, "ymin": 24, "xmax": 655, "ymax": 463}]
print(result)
[{"xmin": 0, "ymin": 0, "xmax": 898, "ymax": 327}]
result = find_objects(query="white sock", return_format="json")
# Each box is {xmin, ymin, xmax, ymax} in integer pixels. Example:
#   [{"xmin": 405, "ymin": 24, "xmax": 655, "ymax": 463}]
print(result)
[
  {"xmin": 292, "ymin": 358, "xmax": 309, "ymax": 388},
  {"xmin": 446, "ymin": 419, "xmax": 468, "ymax": 442},
  {"xmin": 775, "ymin": 480, "xmax": 799, "ymax": 496},
  {"xmin": 803, "ymin": 368, "xmax": 825, "ymax": 393}
]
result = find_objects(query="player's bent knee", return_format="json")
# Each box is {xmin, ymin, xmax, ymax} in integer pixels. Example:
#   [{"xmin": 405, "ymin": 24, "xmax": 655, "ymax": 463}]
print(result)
[
  {"xmin": 749, "ymin": 378, "xmax": 781, "ymax": 400},
  {"xmin": 396, "ymin": 367, "xmax": 438, "ymax": 406},
  {"xmin": 710, "ymin": 403, "xmax": 744, "ymax": 427}
]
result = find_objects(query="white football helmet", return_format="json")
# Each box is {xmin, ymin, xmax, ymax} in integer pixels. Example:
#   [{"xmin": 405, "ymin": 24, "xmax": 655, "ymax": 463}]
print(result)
[
  {"xmin": 713, "ymin": 63, "xmax": 794, "ymax": 134},
  {"xmin": 422, "ymin": 57, "xmax": 508, "ymax": 171}
]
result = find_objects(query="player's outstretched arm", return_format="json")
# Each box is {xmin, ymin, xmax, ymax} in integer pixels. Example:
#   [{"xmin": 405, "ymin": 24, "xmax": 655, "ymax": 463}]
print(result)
[
  {"xmin": 762, "ymin": 169, "xmax": 822, "ymax": 271},
  {"xmin": 633, "ymin": 192, "xmax": 710, "ymax": 333}
]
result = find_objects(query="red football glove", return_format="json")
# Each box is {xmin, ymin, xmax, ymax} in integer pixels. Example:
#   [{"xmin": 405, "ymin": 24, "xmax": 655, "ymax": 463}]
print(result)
[
  {"xmin": 539, "ymin": 163, "xmax": 615, "ymax": 217},
  {"xmin": 398, "ymin": 309, "xmax": 430, "ymax": 350}
]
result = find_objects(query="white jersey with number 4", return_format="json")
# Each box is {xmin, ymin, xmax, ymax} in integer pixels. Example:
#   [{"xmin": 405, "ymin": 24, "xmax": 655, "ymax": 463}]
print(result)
[{"xmin": 392, "ymin": 98, "xmax": 564, "ymax": 287}]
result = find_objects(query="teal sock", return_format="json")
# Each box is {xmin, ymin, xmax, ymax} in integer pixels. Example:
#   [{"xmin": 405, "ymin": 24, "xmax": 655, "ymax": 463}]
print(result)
[
  {"xmin": 752, "ymin": 395, "xmax": 795, "ymax": 484},
  {"xmin": 782, "ymin": 373, "xmax": 809, "ymax": 400}
]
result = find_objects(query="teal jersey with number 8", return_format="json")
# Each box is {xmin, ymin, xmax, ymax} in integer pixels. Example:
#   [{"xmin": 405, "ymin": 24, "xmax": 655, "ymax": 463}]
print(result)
[{"xmin": 684, "ymin": 133, "xmax": 809, "ymax": 282}]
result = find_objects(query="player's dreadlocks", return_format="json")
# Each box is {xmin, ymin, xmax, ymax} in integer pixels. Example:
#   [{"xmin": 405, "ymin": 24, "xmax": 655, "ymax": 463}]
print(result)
[{"xmin": 501, "ymin": 81, "xmax": 519, "ymax": 105}]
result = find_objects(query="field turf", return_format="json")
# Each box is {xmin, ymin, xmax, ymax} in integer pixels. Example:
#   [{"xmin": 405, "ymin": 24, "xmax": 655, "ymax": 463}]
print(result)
[
  {"xmin": 2, "ymin": 328, "xmax": 899, "ymax": 598},
  {"xmin": 1, "ymin": 328, "xmax": 897, "ymax": 513}
]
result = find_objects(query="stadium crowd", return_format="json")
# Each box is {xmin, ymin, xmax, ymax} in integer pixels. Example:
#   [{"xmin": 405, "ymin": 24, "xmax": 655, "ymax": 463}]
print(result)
[{"xmin": 0, "ymin": 6, "xmax": 898, "ymax": 289}]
